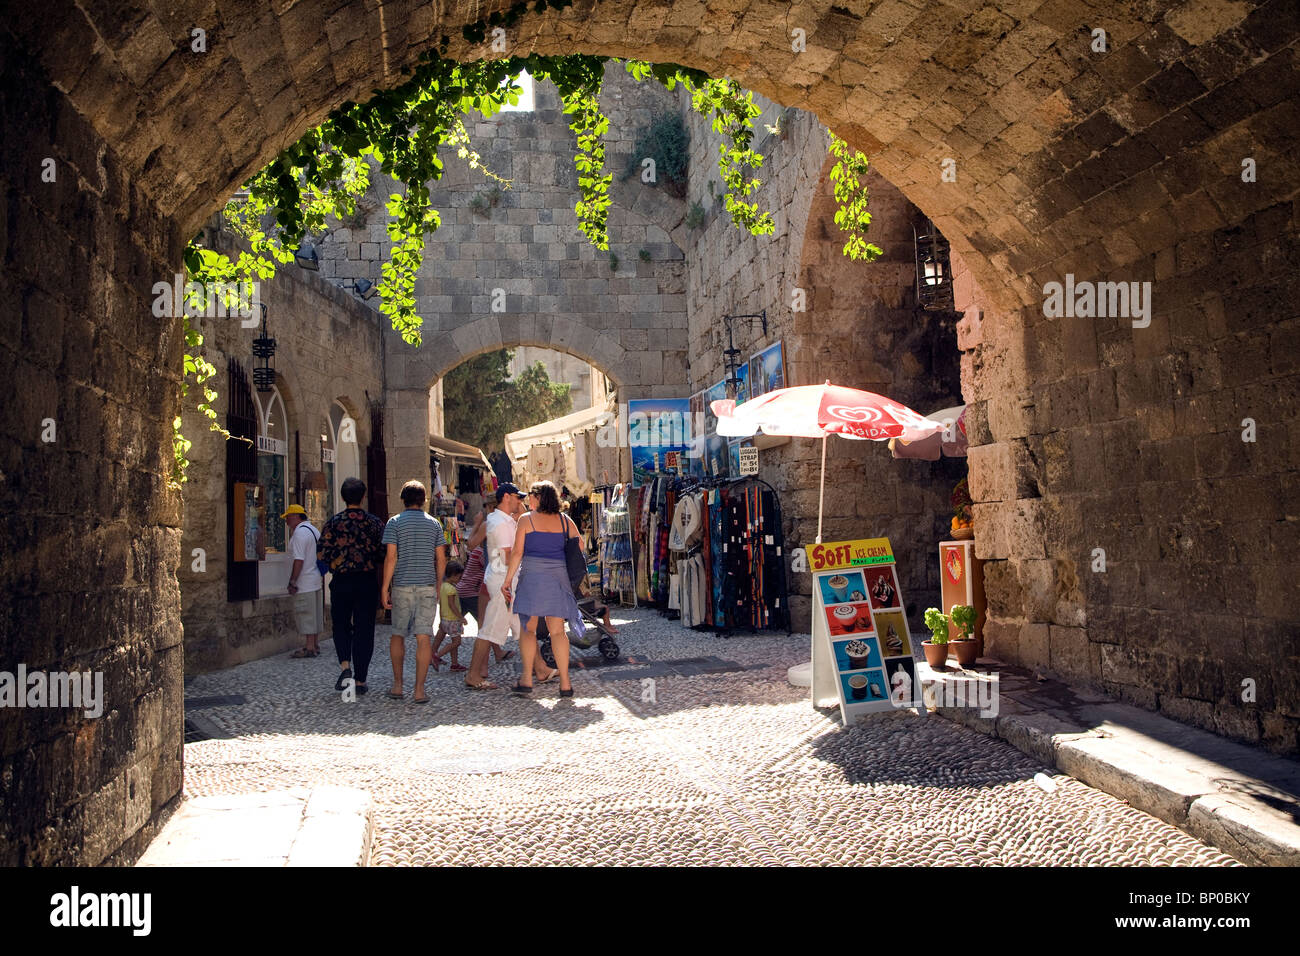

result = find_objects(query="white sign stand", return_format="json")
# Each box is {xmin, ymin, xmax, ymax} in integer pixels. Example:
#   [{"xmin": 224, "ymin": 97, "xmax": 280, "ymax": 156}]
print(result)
[{"xmin": 806, "ymin": 538, "xmax": 923, "ymax": 724}]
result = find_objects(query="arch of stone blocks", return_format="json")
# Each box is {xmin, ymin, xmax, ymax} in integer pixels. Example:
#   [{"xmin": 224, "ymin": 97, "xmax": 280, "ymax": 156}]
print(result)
[{"xmin": 3, "ymin": 0, "xmax": 1299, "ymax": 863}]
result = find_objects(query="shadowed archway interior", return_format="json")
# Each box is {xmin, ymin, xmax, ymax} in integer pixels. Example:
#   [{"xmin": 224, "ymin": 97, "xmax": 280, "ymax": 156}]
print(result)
[{"xmin": 1, "ymin": 0, "xmax": 1296, "ymax": 863}]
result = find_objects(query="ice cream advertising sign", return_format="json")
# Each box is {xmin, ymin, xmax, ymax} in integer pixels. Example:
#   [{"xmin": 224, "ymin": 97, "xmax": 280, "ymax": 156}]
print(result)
[
  {"xmin": 807, "ymin": 538, "xmax": 894, "ymax": 571},
  {"xmin": 808, "ymin": 537, "xmax": 915, "ymax": 723}
]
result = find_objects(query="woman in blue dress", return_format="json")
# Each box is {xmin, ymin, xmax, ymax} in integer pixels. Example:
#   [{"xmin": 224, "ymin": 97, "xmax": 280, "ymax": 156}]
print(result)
[{"xmin": 501, "ymin": 480, "xmax": 584, "ymax": 697}]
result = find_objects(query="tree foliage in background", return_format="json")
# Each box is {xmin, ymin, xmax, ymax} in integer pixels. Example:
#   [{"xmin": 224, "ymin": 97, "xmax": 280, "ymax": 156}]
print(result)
[
  {"xmin": 441, "ymin": 350, "xmax": 573, "ymax": 453},
  {"xmin": 623, "ymin": 110, "xmax": 690, "ymax": 198}
]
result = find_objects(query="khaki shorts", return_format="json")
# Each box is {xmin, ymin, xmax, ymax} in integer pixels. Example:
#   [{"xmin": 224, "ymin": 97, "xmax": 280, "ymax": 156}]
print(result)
[
  {"xmin": 391, "ymin": 585, "xmax": 437, "ymax": 638},
  {"xmin": 294, "ymin": 588, "xmax": 324, "ymax": 635}
]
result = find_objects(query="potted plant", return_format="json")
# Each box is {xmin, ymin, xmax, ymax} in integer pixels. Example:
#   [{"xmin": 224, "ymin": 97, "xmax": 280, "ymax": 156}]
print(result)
[
  {"xmin": 950, "ymin": 476, "xmax": 973, "ymax": 539},
  {"xmin": 922, "ymin": 607, "xmax": 950, "ymax": 669},
  {"xmin": 949, "ymin": 603, "xmax": 978, "ymax": 667}
]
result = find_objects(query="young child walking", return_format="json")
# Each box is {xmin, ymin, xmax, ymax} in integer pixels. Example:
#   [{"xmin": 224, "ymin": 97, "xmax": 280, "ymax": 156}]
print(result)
[{"xmin": 433, "ymin": 561, "xmax": 468, "ymax": 672}]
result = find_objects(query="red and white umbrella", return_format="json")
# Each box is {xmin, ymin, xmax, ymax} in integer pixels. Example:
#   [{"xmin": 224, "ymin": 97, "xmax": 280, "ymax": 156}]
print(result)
[
  {"xmin": 889, "ymin": 404, "xmax": 968, "ymax": 460},
  {"xmin": 713, "ymin": 382, "xmax": 944, "ymax": 542}
]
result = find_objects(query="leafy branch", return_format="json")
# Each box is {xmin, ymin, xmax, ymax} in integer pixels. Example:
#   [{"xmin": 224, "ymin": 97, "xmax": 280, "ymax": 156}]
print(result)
[
  {"xmin": 829, "ymin": 132, "xmax": 882, "ymax": 262},
  {"xmin": 177, "ymin": 42, "xmax": 877, "ymax": 481}
]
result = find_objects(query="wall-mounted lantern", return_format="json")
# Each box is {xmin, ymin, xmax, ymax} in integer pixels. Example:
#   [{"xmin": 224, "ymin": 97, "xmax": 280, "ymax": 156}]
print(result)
[
  {"xmin": 252, "ymin": 303, "xmax": 277, "ymax": 393},
  {"xmin": 349, "ymin": 278, "xmax": 378, "ymax": 300},
  {"xmin": 721, "ymin": 310, "xmax": 768, "ymax": 400},
  {"xmin": 913, "ymin": 217, "xmax": 954, "ymax": 311}
]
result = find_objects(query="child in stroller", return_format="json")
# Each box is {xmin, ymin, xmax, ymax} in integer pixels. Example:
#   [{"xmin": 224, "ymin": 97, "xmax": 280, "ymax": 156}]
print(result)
[{"xmin": 535, "ymin": 575, "xmax": 621, "ymax": 667}]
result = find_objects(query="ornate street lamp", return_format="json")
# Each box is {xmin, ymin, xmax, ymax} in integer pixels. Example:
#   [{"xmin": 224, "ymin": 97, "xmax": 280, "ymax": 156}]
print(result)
[
  {"xmin": 914, "ymin": 217, "xmax": 954, "ymax": 311},
  {"xmin": 252, "ymin": 303, "xmax": 277, "ymax": 393}
]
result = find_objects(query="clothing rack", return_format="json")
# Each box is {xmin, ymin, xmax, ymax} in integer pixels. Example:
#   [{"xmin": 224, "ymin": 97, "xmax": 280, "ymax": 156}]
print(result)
[
  {"xmin": 597, "ymin": 483, "xmax": 636, "ymax": 607},
  {"xmin": 634, "ymin": 473, "xmax": 791, "ymax": 635}
]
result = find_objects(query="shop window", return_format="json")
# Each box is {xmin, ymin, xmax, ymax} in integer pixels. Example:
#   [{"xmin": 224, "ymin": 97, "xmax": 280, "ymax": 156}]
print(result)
[
  {"xmin": 330, "ymin": 400, "xmax": 362, "ymax": 508},
  {"xmin": 226, "ymin": 360, "xmax": 259, "ymax": 602},
  {"xmin": 306, "ymin": 423, "xmax": 334, "ymax": 528},
  {"xmin": 255, "ymin": 387, "xmax": 289, "ymax": 552}
]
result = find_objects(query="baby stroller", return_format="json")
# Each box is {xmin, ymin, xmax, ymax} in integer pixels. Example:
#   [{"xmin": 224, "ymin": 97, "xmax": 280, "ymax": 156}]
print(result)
[{"xmin": 536, "ymin": 575, "xmax": 620, "ymax": 667}]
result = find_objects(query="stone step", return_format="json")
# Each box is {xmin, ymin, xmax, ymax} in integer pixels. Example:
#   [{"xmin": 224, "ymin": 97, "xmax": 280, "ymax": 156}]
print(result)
[
  {"xmin": 918, "ymin": 659, "xmax": 1300, "ymax": 867},
  {"xmin": 136, "ymin": 786, "xmax": 373, "ymax": 867}
]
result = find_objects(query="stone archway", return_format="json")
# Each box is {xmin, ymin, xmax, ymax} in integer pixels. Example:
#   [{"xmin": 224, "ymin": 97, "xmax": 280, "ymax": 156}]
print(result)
[
  {"xmin": 386, "ymin": 320, "xmax": 643, "ymax": 505},
  {"xmin": 3, "ymin": 0, "xmax": 1298, "ymax": 863}
]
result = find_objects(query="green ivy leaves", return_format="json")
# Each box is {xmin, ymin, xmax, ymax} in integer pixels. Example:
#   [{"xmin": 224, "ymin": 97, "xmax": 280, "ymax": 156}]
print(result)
[
  {"xmin": 178, "ymin": 48, "xmax": 879, "ymax": 479},
  {"xmin": 829, "ymin": 132, "xmax": 882, "ymax": 262},
  {"xmin": 688, "ymin": 76, "xmax": 774, "ymax": 237}
]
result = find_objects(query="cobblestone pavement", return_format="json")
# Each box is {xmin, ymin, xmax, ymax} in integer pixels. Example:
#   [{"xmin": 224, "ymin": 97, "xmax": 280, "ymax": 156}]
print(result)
[{"xmin": 183, "ymin": 608, "xmax": 1238, "ymax": 866}]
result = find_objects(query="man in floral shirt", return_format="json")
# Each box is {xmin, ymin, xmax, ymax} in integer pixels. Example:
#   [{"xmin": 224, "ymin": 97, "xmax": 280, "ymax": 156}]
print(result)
[{"xmin": 320, "ymin": 477, "xmax": 386, "ymax": 695}]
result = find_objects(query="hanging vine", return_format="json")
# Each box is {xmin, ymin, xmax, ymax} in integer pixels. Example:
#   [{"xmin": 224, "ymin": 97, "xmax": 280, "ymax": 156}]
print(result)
[
  {"xmin": 179, "ymin": 23, "xmax": 878, "ymax": 475},
  {"xmin": 828, "ymin": 132, "xmax": 882, "ymax": 262}
]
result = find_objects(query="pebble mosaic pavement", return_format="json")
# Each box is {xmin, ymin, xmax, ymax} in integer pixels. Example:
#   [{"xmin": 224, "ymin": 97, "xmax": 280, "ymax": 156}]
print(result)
[{"xmin": 182, "ymin": 608, "xmax": 1239, "ymax": 866}]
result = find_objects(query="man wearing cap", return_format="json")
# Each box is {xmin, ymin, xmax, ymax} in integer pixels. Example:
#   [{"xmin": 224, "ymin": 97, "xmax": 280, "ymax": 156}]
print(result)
[
  {"xmin": 465, "ymin": 482, "xmax": 527, "ymax": 688},
  {"xmin": 284, "ymin": 504, "xmax": 325, "ymax": 658}
]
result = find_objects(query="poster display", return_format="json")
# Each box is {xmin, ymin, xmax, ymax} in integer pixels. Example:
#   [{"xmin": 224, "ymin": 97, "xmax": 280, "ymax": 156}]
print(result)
[
  {"xmin": 702, "ymin": 380, "xmax": 729, "ymax": 477},
  {"xmin": 687, "ymin": 390, "xmax": 706, "ymax": 477},
  {"xmin": 939, "ymin": 539, "xmax": 986, "ymax": 643},
  {"xmin": 734, "ymin": 361, "xmax": 750, "ymax": 405},
  {"xmin": 749, "ymin": 340, "xmax": 786, "ymax": 400},
  {"xmin": 629, "ymin": 398, "xmax": 690, "ymax": 487},
  {"xmin": 232, "ymin": 482, "xmax": 265, "ymax": 562},
  {"xmin": 809, "ymin": 537, "xmax": 917, "ymax": 723}
]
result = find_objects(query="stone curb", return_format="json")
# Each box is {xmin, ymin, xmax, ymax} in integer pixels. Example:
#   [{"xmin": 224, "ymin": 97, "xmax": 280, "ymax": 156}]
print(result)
[
  {"xmin": 924, "ymin": 663, "xmax": 1300, "ymax": 867},
  {"xmin": 136, "ymin": 786, "xmax": 374, "ymax": 867}
]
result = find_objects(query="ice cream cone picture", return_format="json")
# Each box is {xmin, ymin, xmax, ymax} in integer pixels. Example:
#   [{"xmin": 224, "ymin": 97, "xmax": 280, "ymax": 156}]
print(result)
[{"xmin": 945, "ymin": 547, "xmax": 963, "ymax": 586}]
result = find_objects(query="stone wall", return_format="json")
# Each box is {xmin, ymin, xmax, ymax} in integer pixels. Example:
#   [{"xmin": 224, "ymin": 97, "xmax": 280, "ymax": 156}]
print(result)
[
  {"xmin": 178, "ymin": 225, "xmax": 384, "ymax": 675},
  {"xmin": 316, "ymin": 67, "xmax": 695, "ymax": 506},
  {"xmin": 4, "ymin": 0, "xmax": 1300, "ymax": 869},
  {"xmin": 0, "ymin": 34, "xmax": 183, "ymax": 865},
  {"xmin": 683, "ymin": 103, "xmax": 963, "ymax": 633}
]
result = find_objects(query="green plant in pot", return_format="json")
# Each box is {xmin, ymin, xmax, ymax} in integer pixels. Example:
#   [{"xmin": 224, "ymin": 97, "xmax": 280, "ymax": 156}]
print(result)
[
  {"xmin": 922, "ymin": 608, "xmax": 950, "ymax": 669},
  {"xmin": 949, "ymin": 603, "xmax": 978, "ymax": 668}
]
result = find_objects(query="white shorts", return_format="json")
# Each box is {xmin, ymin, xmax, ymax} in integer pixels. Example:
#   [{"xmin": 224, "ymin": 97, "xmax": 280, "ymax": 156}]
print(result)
[
  {"xmin": 294, "ymin": 588, "xmax": 324, "ymax": 635},
  {"xmin": 476, "ymin": 569, "xmax": 518, "ymax": 647}
]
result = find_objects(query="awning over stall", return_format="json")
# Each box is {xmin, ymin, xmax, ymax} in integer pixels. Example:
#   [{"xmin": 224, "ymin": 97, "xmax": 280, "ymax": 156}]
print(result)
[{"xmin": 429, "ymin": 433, "xmax": 493, "ymax": 470}]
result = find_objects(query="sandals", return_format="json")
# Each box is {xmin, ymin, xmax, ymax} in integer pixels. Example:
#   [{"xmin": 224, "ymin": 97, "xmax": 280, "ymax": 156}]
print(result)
[
  {"xmin": 290, "ymin": 648, "xmax": 318, "ymax": 659},
  {"xmin": 465, "ymin": 680, "xmax": 499, "ymax": 691},
  {"xmin": 498, "ymin": 650, "xmax": 516, "ymax": 662},
  {"xmin": 450, "ymin": 664, "xmax": 468, "ymax": 672},
  {"xmin": 386, "ymin": 690, "xmax": 405, "ymax": 700},
  {"xmin": 559, "ymin": 687, "xmax": 574, "ymax": 699},
  {"xmin": 537, "ymin": 668, "xmax": 559, "ymax": 685},
  {"xmin": 511, "ymin": 683, "xmax": 533, "ymax": 696}
]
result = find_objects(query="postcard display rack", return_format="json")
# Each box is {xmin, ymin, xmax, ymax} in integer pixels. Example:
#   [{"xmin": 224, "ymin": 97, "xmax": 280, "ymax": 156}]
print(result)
[
  {"xmin": 809, "ymin": 537, "xmax": 921, "ymax": 724},
  {"xmin": 598, "ymin": 485, "xmax": 637, "ymax": 608}
]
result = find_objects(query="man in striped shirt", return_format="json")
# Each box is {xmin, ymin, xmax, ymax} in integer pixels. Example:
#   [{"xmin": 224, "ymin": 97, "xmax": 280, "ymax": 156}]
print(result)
[{"xmin": 381, "ymin": 480, "xmax": 447, "ymax": 702}]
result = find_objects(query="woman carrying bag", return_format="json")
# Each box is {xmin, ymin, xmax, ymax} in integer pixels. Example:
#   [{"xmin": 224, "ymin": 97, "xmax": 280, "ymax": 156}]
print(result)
[{"xmin": 501, "ymin": 480, "xmax": 584, "ymax": 698}]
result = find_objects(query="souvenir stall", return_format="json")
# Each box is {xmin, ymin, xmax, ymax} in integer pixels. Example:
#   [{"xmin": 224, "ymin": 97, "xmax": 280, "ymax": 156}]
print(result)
[
  {"xmin": 504, "ymin": 402, "xmax": 614, "ymax": 495},
  {"xmin": 429, "ymin": 434, "xmax": 495, "ymax": 561},
  {"xmin": 630, "ymin": 473, "xmax": 791, "ymax": 634},
  {"xmin": 596, "ymin": 483, "xmax": 636, "ymax": 605}
]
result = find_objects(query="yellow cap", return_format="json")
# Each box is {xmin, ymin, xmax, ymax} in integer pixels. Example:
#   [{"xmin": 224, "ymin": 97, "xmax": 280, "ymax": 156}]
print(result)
[{"xmin": 280, "ymin": 504, "xmax": 307, "ymax": 519}]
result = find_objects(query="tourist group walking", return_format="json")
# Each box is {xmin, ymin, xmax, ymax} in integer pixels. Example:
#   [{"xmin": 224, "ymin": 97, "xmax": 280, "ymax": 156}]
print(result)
[{"xmin": 302, "ymin": 476, "xmax": 580, "ymax": 700}]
